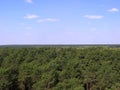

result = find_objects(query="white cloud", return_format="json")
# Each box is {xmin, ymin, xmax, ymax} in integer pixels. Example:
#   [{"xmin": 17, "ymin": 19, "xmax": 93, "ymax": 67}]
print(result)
[
  {"xmin": 108, "ymin": 8, "xmax": 119, "ymax": 12},
  {"xmin": 90, "ymin": 27, "xmax": 97, "ymax": 32},
  {"xmin": 91, "ymin": 27, "xmax": 97, "ymax": 31},
  {"xmin": 37, "ymin": 18, "xmax": 60, "ymax": 23},
  {"xmin": 46, "ymin": 18, "xmax": 60, "ymax": 22},
  {"xmin": 25, "ymin": 26, "xmax": 32, "ymax": 30},
  {"xmin": 84, "ymin": 15, "xmax": 103, "ymax": 19},
  {"xmin": 25, "ymin": 0, "xmax": 33, "ymax": 3},
  {"xmin": 24, "ymin": 14, "xmax": 39, "ymax": 19},
  {"xmin": 20, "ymin": 23, "xmax": 32, "ymax": 30}
]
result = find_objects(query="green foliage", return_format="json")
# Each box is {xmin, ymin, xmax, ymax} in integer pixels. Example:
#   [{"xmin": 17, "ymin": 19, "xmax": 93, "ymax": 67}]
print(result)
[{"xmin": 0, "ymin": 47, "xmax": 120, "ymax": 90}]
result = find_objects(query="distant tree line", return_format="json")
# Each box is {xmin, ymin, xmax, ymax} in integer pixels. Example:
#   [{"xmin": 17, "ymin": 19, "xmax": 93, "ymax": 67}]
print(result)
[{"xmin": 0, "ymin": 47, "xmax": 120, "ymax": 90}]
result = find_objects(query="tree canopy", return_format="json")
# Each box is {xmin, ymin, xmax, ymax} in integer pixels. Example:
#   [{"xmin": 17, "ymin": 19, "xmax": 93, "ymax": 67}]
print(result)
[{"xmin": 0, "ymin": 46, "xmax": 120, "ymax": 90}]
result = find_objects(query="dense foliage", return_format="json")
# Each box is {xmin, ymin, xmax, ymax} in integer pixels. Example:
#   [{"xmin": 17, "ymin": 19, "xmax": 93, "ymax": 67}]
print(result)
[{"xmin": 0, "ymin": 47, "xmax": 120, "ymax": 90}]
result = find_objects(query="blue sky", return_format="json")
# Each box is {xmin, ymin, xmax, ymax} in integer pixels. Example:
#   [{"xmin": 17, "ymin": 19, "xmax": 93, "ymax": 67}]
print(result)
[{"xmin": 0, "ymin": 0, "xmax": 120, "ymax": 45}]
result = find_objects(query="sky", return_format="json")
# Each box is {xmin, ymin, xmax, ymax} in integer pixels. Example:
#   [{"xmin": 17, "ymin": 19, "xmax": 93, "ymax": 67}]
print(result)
[{"xmin": 0, "ymin": 0, "xmax": 120, "ymax": 45}]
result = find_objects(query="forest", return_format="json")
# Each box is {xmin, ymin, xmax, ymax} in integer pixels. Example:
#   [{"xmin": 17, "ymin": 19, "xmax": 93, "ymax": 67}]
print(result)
[{"xmin": 0, "ymin": 46, "xmax": 120, "ymax": 90}]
